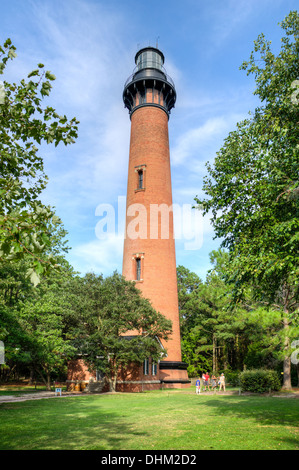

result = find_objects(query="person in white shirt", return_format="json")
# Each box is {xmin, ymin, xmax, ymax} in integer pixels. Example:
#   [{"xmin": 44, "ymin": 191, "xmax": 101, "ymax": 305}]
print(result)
[{"xmin": 219, "ymin": 373, "xmax": 226, "ymax": 391}]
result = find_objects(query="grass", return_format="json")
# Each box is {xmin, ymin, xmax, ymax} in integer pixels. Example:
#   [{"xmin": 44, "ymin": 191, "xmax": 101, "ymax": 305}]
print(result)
[{"xmin": 0, "ymin": 387, "xmax": 298, "ymax": 450}]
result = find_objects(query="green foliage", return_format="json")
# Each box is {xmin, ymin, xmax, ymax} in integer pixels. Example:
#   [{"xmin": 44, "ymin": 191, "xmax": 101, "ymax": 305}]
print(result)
[
  {"xmin": 195, "ymin": 12, "xmax": 299, "ymax": 306},
  {"xmin": 239, "ymin": 369, "xmax": 281, "ymax": 393},
  {"xmin": 0, "ymin": 256, "xmax": 77, "ymax": 387},
  {"xmin": 195, "ymin": 11, "xmax": 299, "ymax": 388},
  {"xmin": 0, "ymin": 38, "xmax": 79, "ymax": 285},
  {"xmin": 68, "ymin": 272, "xmax": 173, "ymax": 391},
  {"xmin": 222, "ymin": 370, "xmax": 240, "ymax": 387},
  {"xmin": 177, "ymin": 253, "xmax": 286, "ymax": 377}
]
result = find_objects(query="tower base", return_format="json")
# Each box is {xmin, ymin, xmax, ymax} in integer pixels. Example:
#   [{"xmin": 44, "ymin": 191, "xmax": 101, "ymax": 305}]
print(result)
[
  {"xmin": 67, "ymin": 358, "xmax": 191, "ymax": 392},
  {"xmin": 159, "ymin": 361, "xmax": 191, "ymax": 389}
]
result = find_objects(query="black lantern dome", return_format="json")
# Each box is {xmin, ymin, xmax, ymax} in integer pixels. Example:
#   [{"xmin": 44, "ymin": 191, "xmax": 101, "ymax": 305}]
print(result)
[{"xmin": 123, "ymin": 46, "xmax": 176, "ymax": 118}]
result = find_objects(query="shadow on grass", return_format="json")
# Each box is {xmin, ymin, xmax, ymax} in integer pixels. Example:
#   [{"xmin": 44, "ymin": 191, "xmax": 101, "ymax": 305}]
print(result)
[
  {"xmin": 200, "ymin": 396, "xmax": 298, "ymax": 426},
  {"xmin": 0, "ymin": 396, "xmax": 146, "ymax": 450},
  {"xmin": 199, "ymin": 395, "xmax": 299, "ymax": 448}
]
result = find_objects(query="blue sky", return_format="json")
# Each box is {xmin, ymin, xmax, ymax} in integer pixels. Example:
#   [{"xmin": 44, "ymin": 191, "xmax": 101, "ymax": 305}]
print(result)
[{"xmin": 1, "ymin": 0, "xmax": 297, "ymax": 281}]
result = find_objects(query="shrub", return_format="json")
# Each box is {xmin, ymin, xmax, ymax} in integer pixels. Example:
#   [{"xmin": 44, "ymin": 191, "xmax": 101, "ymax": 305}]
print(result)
[
  {"xmin": 222, "ymin": 370, "xmax": 240, "ymax": 387},
  {"xmin": 239, "ymin": 369, "xmax": 281, "ymax": 393}
]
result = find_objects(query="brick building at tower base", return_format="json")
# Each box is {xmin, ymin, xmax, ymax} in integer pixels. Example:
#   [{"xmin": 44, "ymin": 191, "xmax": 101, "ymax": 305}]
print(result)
[{"xmin": 67, "ymin": 354, "xmax": 190, "ymax": 393}]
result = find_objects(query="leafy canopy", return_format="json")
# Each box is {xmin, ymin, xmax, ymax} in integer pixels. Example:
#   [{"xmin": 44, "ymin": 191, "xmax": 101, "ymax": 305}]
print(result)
[
  {"xmin": 195, "ymin": 11, "xmax": 299, "ymax": 309},
  {"xmin": 69, "ymin": 272, "xmax": 173, "ymax": 391},
  {"xmin": 0, "ymin": 38, "xmax": 79, "ymax": 285}
]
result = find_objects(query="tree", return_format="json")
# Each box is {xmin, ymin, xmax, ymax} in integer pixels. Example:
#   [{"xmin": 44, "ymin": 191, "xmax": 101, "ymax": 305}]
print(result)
[
  {"xmin": 0, "ymin": 38, "xmax": 79, "ymax": 285},
  {"xmin": 177, "ymin": 253, "xmax": 285, "ymax": 378},
  {"xmin": 18, "ymin": 278, "xmax": 76, "ymax": 390},
  {"xmin": 0, "ymin": 255, "xmax": 77, "ymax": 388},
  {"xmin": 195, "ymin": 11, "xmax": 299, "ymax": 388},
  {"xmin": 70, "ymin": 272, "xmax": 172, "ymax": 392},
  {"xmin": 177, "ymin": 266, "xmax": 210, "ymax": 375},
  {"xmin": 177, "ymin": 265, "xmax": 202, "ymax": 336}
]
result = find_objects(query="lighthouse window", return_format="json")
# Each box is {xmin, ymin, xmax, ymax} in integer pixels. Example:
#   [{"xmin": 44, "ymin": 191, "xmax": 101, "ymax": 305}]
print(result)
[
  {"xmin": 136, "ymin": 258, "xmax": 141, "ymax": 281},
  {"xmin": 135, "ymin": 165, "xmax": 146, "ymax": 192},
  {"xmin": 138, "ymin": 170, "xmax": 143, "ymax": 189},
  {"xmin": 137, "ymin": 50, "xmax": 163, "ymax": 71}
]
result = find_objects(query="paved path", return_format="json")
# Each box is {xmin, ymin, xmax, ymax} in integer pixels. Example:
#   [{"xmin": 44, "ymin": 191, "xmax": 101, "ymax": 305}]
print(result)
[
  {"xmin": 0, "ymin": 389, "xmax": 298, "ymax": 404},
  {"xmin": 0, "ymin": 391, "xmax": 83, "ymax": 404}
]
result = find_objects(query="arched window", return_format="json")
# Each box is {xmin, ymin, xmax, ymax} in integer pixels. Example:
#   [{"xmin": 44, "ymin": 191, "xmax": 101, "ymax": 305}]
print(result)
[{"xmin": 135, "ymin": 165, "xmax": 146, "ymax": 192}]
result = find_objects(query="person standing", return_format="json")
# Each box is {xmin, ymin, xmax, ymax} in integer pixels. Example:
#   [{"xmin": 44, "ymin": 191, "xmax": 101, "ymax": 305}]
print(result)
[
  {"xmin": 211, "ymin": 374, "xmax": 217, "ymax": 391},
  {"xmin": 219, "ymin": 373, "xmax": 226, "ymax": 392},
  {"xmin": 204, "ymin": 372, "xmax": 210, "ymax": 391},
  {"xmin": 195, "ymin": 378, "xmax": 201, "ymax": 394}
]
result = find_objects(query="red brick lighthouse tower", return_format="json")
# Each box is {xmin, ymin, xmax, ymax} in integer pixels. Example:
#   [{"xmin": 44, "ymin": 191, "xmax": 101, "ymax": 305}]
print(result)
[{"xmin": 122, "ymin": 47, "xmax": 190, "ymax": 388}]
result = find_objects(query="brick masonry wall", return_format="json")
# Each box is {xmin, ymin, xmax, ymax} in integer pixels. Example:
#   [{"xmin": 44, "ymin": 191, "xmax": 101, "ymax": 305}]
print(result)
[
  {"xmin": 116, "ymin": 359, "xmax": 160, "ymax": 392},
  {"xmin": 122, "ymin": 106, "xmax": 182, "ymax": 362},
  {"xmin": 67, "ymin": 104, "xmax": 189, "ymax": 392},
  {"xmin": 67, "ymin": 359, "xmax": 96, "ymax": 382},
  {"xmin": 67, "ymin": 357, "xmax": 161, "ymax": 392}
]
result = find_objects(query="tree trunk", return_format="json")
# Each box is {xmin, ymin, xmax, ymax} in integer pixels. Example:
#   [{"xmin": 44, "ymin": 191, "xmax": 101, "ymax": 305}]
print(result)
[
  {"xmin": 108, "ymin": 361, "xmax": 118, "ymax": 392},
  {"xmin": 35, "ymin": 368, "xmax": 50, "ymax": 390},
  {"xmin": 223, "ymin": 344, "xmax": 228, "ymax": 370},
  {"xmin": 282, "ymin": 316, "xmax": 292, "ymax": 390},
  {"xmin": 280, "ymin": 282, "xmax": 293, "ymax": 390},
  {"xmin": 112, "ymin": 374, "xmax": 117, "ymax": 392},
  {"xmin": 46, "ymin": 373, "xmax": 51, "ymax": 391},
  {"xmin": 212, "ymin": 335, "xmax": 216, "ymax": 372},
  {"xmin": 29, "ymin": 368, "xmax": 34, "ymax": 385}
]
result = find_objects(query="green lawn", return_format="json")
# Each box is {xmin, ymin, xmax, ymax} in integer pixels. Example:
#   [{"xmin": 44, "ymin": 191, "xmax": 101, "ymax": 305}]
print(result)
[{"xmin": 0, "ymin": 388, "xmax": 298, "ymax": 450}]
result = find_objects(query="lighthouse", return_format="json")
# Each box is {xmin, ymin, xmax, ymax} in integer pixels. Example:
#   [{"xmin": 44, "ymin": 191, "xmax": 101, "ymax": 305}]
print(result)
[{"xmin": 122, "ymin": 46, "xmax": 190, "ymax": 389}]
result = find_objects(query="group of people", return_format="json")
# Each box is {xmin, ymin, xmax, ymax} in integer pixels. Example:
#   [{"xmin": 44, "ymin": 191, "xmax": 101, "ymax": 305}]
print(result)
[{"xmin": 195, "ymin": 373, "xmax": 226, "ymax": 394}]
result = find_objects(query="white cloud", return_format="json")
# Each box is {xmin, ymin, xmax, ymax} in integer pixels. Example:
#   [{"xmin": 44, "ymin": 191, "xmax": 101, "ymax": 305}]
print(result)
[
  {"xmin": 17, "ymin": 1, "xmax": 133, "ymax": 227},
  {"xmin": 69, "ymin": 234, "xmax": 124, "ymax": 276},
  {"xmin": 29, "ymin": 0, "xmax": 130, "ymax": 107},
  {"xmin": 171, "ymin": 115, "xmax": 242, "ymax": 167}
]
